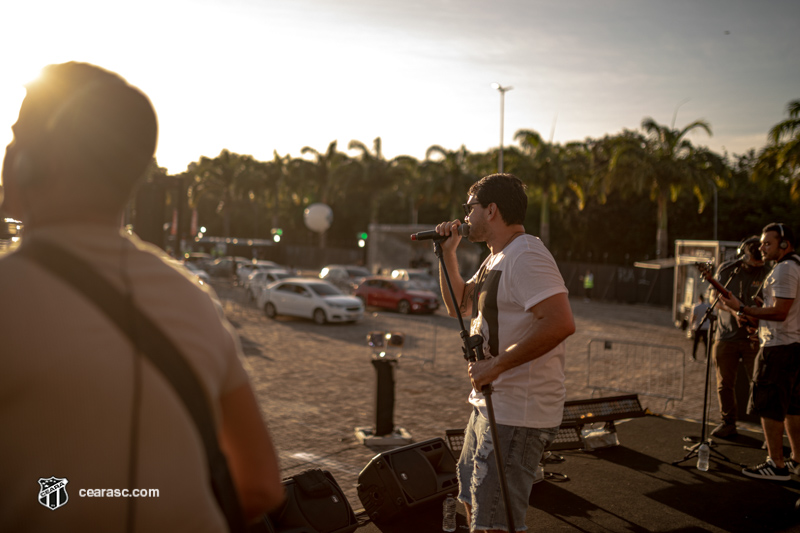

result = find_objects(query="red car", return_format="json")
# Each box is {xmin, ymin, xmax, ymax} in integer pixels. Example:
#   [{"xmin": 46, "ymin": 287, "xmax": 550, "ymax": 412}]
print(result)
[{"xmin": 355, "ymin": 276, "xmax": 440, "ymax": 314}]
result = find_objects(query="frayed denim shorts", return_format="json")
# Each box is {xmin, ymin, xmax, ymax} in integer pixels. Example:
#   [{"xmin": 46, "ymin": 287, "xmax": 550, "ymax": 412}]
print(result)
[{"xmin": 456, "ymin": 408, "xmax": 557, "ymax": 531}]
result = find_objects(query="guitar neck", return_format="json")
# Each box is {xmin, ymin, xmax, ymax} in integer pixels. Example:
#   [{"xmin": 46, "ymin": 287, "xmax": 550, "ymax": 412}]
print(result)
[
  {"xmin": 696, "ymin": 263, "xmax": 731, "ymax": 298},
  {"xmin": 706, "ymin": 277, "xmax": 730, "ymax": 297}
]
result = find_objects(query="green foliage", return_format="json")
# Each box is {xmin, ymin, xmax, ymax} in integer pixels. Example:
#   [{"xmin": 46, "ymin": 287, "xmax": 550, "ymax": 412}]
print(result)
[{"xmin": 154, "ymin": 99, "xmax": 800, "ymax": 262}]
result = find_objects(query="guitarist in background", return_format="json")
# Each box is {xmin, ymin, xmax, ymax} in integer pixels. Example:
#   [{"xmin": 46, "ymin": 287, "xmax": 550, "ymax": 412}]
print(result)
[
  {"xmin": 720, "ymin": 223, "xmax": 800, "ymax": 481},
  {"xmin": 709, "ymin": 236, "xmax": 767, "ymax": 439}
]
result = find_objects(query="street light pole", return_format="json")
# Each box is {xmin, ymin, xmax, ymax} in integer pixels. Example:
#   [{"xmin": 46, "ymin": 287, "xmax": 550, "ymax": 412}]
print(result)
[
  {"xmin": 491, "ymin": 82, "xmax": 513, "ymax": 173},
  {"xmin": 710, "ymin": 179, "xmax": 718, "ymax": 241}
]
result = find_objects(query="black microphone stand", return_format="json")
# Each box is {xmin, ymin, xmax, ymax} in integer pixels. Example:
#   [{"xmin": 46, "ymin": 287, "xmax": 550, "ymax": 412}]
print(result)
[
  {"xmin": 433, "ymin": 240, "xmax": 517, "ymax": 533},
  {"xmin": 673, "ymin": 264, "xmax": 742, "ymax": 468}
]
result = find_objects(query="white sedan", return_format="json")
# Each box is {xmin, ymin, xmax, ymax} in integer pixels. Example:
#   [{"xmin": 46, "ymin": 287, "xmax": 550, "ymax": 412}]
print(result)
[{"xmin": 257, "ymin": 278, "xmax": 364, "ymax": 324}]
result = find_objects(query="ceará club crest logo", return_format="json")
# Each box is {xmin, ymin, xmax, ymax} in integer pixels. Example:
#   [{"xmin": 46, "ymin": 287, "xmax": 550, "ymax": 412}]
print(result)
[{"xmin": 38, "ymin": 477, "xmax": 69, "ymax": 510}]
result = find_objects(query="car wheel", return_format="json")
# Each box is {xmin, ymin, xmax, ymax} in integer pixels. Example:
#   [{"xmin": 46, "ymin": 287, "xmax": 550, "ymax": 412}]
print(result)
[
  {"xmin": 313, "ymin": 308, "xmax": 327, "ymax": 325},
  {"xmin": 397, "ymin": 300, "xmax": 411, "ymax": 314},
  {"xmin": 264, "ymin": 302, "xmax": 277, "ymax": 319}
]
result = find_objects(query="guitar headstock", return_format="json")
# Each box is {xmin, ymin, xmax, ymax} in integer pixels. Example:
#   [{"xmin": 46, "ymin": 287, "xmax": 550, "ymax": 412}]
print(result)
[
  {"xmin": 695, "ymin": 261, "xmax": 714, "ymax": 280},
  {"xmin": 694, "ymin": 261, "xmax": 731, "ymax": 297}
]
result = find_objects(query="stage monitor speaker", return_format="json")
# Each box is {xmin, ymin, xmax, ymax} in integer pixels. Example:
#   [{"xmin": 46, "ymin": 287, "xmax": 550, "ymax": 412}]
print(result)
[
  {"xmin": 357, "ymin": 438, "xmax": 458, "ymax": 523},
  {"xmin": 252, "ymin": 469, "xmax": 358, "ymax": 533}
]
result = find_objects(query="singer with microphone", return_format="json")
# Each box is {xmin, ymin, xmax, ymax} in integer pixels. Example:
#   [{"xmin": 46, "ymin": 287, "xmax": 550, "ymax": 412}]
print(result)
[
  {"xmin": 432, "ymin": 173, "xmax": 575, "ymax": 533},
  {"xmin": 708, "ymin": 236, "xmax": 767, "ymax": 439},
  {"xmin": 410, "ymin": 224, "xmax": 470, "ymax": 242}
]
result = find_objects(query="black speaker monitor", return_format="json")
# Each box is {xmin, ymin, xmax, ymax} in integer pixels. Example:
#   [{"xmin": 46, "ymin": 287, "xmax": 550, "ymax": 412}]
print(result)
[
  {"xmin": 357, "ymin": 438, "xmax": 458, "ymax": 523},
  {"xmin": 256, "ymin": 469, "xmax": 357, "ymax": 533}
]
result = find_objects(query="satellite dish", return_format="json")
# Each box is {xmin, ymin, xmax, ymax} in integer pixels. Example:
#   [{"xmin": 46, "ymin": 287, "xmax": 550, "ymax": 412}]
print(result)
[{"xmin": 304, "ymin": 203, "xmax": 333, "ymax": 233}]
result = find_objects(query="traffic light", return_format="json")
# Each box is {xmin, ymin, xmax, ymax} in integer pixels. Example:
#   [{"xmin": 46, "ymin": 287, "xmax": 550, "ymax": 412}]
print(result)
[
  {"xmin": 357, "ymin": 231, "xmax": 368, "ymax": 248},
  {"xmin": 271, "ymin": 228, "xmax": 283, "ymax": 243}
]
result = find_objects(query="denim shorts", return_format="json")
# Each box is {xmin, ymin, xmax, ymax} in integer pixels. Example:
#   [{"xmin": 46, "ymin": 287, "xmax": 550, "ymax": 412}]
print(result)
[{"xmin": 457, "ymin": 408, "xmax": 557, "ymax": 531}]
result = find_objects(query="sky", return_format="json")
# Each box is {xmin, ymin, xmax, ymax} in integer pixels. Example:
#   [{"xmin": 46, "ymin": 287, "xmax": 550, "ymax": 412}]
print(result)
[{"xmin": 1, "ymin": 0, "xmax": 798, "ymax": 177}]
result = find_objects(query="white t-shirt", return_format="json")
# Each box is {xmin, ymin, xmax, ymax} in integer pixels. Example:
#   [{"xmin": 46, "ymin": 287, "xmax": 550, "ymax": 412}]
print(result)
[
  {"xmin": 760, "ymin": 256, "xmax": 800, "ymax": 347},
  {"xmin": 467, "ymin": 234, "xmax": 568, "ymax": 428},
  {"xmin": 0, "ymin": 224, "xmax": 249, "ymax": 532}
]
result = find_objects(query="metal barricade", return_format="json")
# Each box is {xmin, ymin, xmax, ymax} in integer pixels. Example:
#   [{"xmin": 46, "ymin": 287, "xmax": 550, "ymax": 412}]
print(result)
[{"xmin": 587, "ymin": 339, "xmax": 685, "ymax": 410}]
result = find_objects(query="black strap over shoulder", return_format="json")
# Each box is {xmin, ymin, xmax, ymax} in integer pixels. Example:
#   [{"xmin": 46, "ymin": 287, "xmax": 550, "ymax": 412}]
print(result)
[
  {"xmin": 19, "ymin": 240, "xmax": 245, "ymax": 533},
  {"xmin": 780, "ymin": 251, "xmax": 800, "ymax": 266}
]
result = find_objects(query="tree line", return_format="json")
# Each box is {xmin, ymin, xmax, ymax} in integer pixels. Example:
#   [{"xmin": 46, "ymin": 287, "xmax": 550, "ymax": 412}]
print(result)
[{"xmin": 142, "ymin": 99, "xmax": 799, "ymax": 265}]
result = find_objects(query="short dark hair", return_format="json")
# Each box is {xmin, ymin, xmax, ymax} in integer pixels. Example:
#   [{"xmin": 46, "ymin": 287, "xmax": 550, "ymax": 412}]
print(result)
[
  {"xmin": 19, "ymin": 62, "xmax": 158, "ymax": 204},
  {"xmin": 763, "ymin": 222, "xmax": 795, "ymax": 248},
  {"xmin": 740, "ymin": 235, "xmax": 760, "ymax": 256},
  {"xmin": 468, "ymin": 173, "xmax": 527, "ymax": 225}
]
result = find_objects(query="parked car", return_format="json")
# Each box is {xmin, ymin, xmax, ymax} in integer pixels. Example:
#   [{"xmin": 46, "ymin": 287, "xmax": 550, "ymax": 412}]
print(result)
[
  {"xmin": 390, "ymin": 268, "xmax": 439, "ymax": 293},
  {"xmin": 182, "ymin": 261, "xmax": 212, "ymax": 285},
  {"xmin": 354, "ymin": 276, "xmax": 440, "ymax": 314},
  {"xmin": 168, "ymin": 258, "xmax": 211, "ymax": 286},
  {"xmin": 257, "ymin": 278, "xmax": 364, "ymax": 324},
  {"xmin": 246, "ymin": 269, "xmax": 292, "ymax": 301},
  {"xmin": 182, "ymin": 251, "xmax": 212, "ymax": 270},
  {"xmin": 238, "ymin": 259, "xmax": 281, "ymax": 280},
  {"xmin": 319, "ymin": 264, "xmax": 371, "ymax": 293},
  {"xmin": 206, "ymin": 257, "xmax": 253, "ymax": 278}
]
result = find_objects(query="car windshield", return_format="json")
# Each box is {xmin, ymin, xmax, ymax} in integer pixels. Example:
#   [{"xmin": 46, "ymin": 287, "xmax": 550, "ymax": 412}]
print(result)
[
  {"xmin": 345, "ymin": 267, "xmax": 370, "ymax": 278},
  {"xmin": 395, "ymin": 280, "xmax": 424, "ymax": 291},
  {"xmin": 308, "ymin": 283, "xmax": 343, "ymax": 296}
]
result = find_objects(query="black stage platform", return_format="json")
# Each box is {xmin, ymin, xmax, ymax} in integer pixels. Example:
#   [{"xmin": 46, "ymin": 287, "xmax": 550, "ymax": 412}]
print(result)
[{"xmin": 352, "ymin": 415, "xmax": 800, "ymax": 533}]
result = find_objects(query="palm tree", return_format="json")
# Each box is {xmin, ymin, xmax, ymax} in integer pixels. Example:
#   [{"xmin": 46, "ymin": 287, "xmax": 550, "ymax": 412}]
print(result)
[
  {"xmin": 263, "ymin": 151, "xmax": 291, "ymax": 232},
  {"xmin": 347, "ymin": 137, "xmax": 408, "ymax": 225},
  {"xmin": 424, "ymin": 145, "xmax": 478, "ymax": 220},
  {"xmin": 298, "ymin": 141, "xmax": 350, "ymax": 206},
  {"xmin": 391, "ymin": 155, "xmax": 428, "ymax": 224},
  {"xmin": 188, "ymin": 150, "xmax": 256, "ymax": 238},
  {"xmin": 513, "ymin": 129, "xmax": 567, "ymax": 247},
  {"xmin": 755, "ymin": 99, "xmax": 800, "ymax": 199},
  {"xmin": 605, "ymin": 117, "xmax": 713, "ymax": 258},
  {"xmin": 296, "ymin": 141, "xmax": 350, "ymax": 247}
]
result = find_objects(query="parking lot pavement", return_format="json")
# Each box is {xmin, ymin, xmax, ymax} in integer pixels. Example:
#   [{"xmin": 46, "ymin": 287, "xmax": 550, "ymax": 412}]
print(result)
[{"xmin": 214, "ymin": 281, "xmax": 751, "ymax": 510}]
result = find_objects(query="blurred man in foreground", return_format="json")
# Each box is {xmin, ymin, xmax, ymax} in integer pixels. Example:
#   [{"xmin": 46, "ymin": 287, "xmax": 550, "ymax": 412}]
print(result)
[
  {"xmin": 0, "ymin": 62, "xmax": 283, "ymax": 531},
  {"xmin": 435, "ymin": 173, "xmax": 575, "ymax": 532}
]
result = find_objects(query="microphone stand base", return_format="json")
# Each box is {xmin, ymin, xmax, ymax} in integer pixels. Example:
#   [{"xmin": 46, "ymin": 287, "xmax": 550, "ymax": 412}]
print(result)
[{"xmin": 355, "ymin": 426, "xmax": 413, "ymax": 446}]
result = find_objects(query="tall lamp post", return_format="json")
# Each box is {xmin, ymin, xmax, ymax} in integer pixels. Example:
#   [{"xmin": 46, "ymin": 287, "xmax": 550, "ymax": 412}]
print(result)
[
  {"xmin": 491, "ymin": 82, "xmax": 513, "ymax": 173},
  {"xmin": 709, "ymin": 178, "xmax": 718, "ymax": 241}
]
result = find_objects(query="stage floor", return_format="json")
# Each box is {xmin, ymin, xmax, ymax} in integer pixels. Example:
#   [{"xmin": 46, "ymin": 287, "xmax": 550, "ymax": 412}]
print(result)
[{"xmin": 354, "ymin": 415, "xmax": 800, "ymax": 533}]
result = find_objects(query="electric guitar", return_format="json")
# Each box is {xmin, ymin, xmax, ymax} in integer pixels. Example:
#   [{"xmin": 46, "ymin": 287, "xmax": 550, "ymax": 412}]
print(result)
[
  {"xmin": 695, "ymin": 262, "xmax": 731, "ymax": 298},
  {"xmin": 695, "ymin": 262, "xmax": 759, "ymax": 338}
]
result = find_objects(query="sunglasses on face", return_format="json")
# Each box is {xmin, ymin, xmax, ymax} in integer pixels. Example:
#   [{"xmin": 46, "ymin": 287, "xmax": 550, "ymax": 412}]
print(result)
[{"xmin": 462, "ymin": 202, "xmax": 480, "ymax": 217}]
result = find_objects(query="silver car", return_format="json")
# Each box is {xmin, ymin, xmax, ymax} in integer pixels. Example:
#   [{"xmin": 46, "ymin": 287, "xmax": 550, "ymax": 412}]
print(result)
[{"xmin": 257, "ymin": 278, "xmax": 364, "ymax": 324}]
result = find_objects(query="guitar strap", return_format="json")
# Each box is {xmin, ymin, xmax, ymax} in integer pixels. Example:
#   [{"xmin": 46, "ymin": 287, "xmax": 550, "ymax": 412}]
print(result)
[
  {"xmin": 779, "ymin": 251, "xmax": 800, "ymax": 266},
  {"xmin": 751, "ymin": 252, "xmax": 800, "ymax": 303},
  {"xmin": 18, "ymin": 240, "xmax": 246, "ymax": 533}
]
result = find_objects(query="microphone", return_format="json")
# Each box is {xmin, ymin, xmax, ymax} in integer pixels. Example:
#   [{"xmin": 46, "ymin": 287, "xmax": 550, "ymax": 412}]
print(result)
[{"xmin": 411, "ymin": 225, "xmax": 470, "ymax": 241}]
